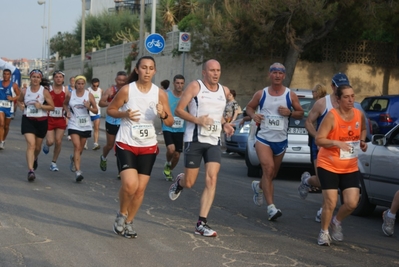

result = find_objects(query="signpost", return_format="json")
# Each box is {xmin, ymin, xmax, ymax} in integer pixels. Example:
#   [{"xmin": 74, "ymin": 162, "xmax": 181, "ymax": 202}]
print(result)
[
  {"xmin": 178, "ymin": 32, "xmax": 191, "ymax": 52},
  {"xmin": 145, "ymin": 33, "xmax": 165, "ymax": 54}
]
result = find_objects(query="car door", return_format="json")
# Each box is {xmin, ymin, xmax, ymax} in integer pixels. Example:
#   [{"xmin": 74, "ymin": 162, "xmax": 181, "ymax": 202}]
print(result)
[{"xmin": 367, "ymin": 126, "xmax": 399, "ymax": 202}]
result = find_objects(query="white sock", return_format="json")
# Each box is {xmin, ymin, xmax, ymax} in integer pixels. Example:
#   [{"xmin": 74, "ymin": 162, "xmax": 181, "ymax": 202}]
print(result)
[{"xmin": 388, "ymin": 210, "xmax": 396, "ymax": 219}]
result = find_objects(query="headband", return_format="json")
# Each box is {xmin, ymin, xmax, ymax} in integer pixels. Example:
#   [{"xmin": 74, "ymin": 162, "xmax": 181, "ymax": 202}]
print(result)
[
  {"xmin": 269, "ymin": 66, "xmax": 286, "ymax": 73},
  {"xmin": 75, "ymin": 75, "xmax": 87, "ymax": 83},
  {"xmin": 30, "ymin": 69, "xmax": 43, "ymax": 78}
]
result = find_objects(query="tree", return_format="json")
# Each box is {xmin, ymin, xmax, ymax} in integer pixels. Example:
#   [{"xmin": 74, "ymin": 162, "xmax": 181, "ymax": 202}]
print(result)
[
  {"xmin": 50, "ymin": 32, "xmax": 81, "ymax": 58},
  {"xmin": 180, "ymin": 0, "xmax": 357, "ymax": 86}
]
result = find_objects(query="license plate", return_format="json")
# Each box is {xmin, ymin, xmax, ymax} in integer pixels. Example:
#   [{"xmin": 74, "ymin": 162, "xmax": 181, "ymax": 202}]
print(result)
[{"xmin": 288, "ymin": 127, "xmax": 308, "ymax": 135}]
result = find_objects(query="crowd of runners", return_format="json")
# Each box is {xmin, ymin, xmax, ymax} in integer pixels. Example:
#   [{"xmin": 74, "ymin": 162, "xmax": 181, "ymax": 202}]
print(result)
[{"xmin": 0, "ymin": 57, "xmax": 397, "ymax": 245}]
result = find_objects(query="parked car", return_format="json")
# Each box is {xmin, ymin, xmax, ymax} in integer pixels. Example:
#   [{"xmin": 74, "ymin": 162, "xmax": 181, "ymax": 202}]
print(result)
[
  {"xmin": 355, "ymin": 124, "xmax": 399, "ymax": 216},
  {"xmin": 245, "ymin": 91, "xmax": 375, "ymax": 177},
  {"xmin": 224, "ymin": 110, "xmax": 251, "ymax": 156},
  {"xmin": 361, "ymin": 95, "xmax": 399, "ymax": 134}
]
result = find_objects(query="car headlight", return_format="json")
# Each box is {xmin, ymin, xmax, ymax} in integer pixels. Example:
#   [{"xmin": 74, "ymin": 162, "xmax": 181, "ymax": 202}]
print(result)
[{"xmin": 239, "ymin": 124, "xmax": 250, "ymax": 134}]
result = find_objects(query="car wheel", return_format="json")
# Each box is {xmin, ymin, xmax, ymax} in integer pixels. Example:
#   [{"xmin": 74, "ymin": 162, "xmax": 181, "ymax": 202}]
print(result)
[
  {"xmin": 245, "ymin": 149, "xmax": 261, "ymax": 177},
  {"xmin": 340, "ymin": 173, "xmax": 376, "ymax": 216}
]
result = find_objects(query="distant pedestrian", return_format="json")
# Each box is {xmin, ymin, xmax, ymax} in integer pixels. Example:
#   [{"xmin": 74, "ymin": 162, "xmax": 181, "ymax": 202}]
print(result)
[
  {"xmin": 19, "ymin": 69, "xmax": 54, "ymax": 182},
  {"xmin": 88, "ymin": 78, "xmax": 102, "ymax": 150},
  {"xmin": 161, "ymin": 74, "xmax": 186, "ymax": 181},
  {"xmin": 108, "ymin": 56, "xmax": 173, "ymax": 238},
  {"xmin": 64, "ymin": 75, "xmax": 98, "ymax": 182},
  {"xmin": 160, "ymin": 79, "xmax": 170, "ymax": 91}
]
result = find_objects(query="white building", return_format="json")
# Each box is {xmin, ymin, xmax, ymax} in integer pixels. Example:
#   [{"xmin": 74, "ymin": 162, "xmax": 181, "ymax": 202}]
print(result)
[{"xmin": 86, "ymin": 0, "xmax": 153, "ymax": 15}]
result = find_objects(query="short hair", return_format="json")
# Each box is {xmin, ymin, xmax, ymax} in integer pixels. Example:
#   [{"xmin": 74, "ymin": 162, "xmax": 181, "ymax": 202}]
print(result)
[
  {"xmin": 3, "ymin": 69, "xmax": 11, "ymax": 74},
  {"xmin": 91, "ymin": 78, "xmax": 100, "ymax": 84},
  {"xmin": 161, "ymin": 80, "xmax": 170, "ymax": 89},
  {"xmin": 116, "ymin": 71, "xmax": 127, "ymax": 77},
  {"xmin": 335, "ymin": 85, "xmax": 352, "ymax": 99},
  {"xmin": 230, "ymin": 89, "xmax": 236, "ymax": 98},
  {"xmin": 173, "ymin": 74, "xmax": 185, "ymax": 82},
  {"xmin": 312, "ymin": 84, "xmax": 327, "ymax": 100}
]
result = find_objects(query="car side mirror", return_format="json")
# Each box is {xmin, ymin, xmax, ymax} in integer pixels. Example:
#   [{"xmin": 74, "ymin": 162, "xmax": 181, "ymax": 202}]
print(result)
[{"xmin": 372, "ymin": 134, "xmax": 386, "ymax": 146}]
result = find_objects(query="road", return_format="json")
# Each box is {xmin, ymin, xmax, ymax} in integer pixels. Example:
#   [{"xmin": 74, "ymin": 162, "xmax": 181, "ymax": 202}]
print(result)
[{"xmin": 0, "ymin": 113, "xmax": 398, "ymax": 267}]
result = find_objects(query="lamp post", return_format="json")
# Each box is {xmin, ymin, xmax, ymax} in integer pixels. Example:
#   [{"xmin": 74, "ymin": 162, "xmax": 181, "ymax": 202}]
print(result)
[
  {"xmin": 37, "ymin": 1, "xmax": 46, "ymax": 72},
  {"xmin": 47, "ymin": 0, "xmax": 52, "ymax": 75},
  {"xmin": 81, "ymin": 0, "xmax": 86, "ymax": 74}
]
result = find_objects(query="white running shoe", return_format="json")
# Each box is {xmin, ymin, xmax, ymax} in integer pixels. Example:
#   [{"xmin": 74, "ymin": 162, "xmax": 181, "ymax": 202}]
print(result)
[
  {"xmin": 267, "ymin": 204, "xmax": 282, "ymax": 221},
  {"xmin": 317, "ymin": 231, "xmax": 331, "ymax": 246},
  {"xmin": 50, "ymin": 162, "xmax": 59, "ymax": 172},
  {"xmin": 168, "ymin": 173, "xmax": 184, "ymax": 200},
  {"xmin": 382, "ymin": 209, "xmax": 395, "ymax": 236},
  {"xmin": 0, "ymin": 141, "xmax": 4, "ymax": 150},
  {"xmin": 251, "ymin": 181, "xmax": 263, "ymax": 206},
  {"xmin": 298, "ymin": 172, "xmax": 311, "ymax": 200},
  {"xmin": 195, "ymin": 221, "xmax": 217, "ymax": 237},
  {"xmin": 330, "ymin": 219, "xmax": 343, "ymax": 241},
  {"xmin": 315, "ymin": 207, "xmax": 322, "ymax": 223}
]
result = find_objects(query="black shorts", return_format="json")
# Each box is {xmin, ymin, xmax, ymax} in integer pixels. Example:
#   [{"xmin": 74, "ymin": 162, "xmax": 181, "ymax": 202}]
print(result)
[
  {"xmin": 21, "ymin": 116, "xmax": 48, "ymax": 139},
  {"xmin": 116, "ymin": 145, "xmax": 157, "ymax": 176},
  {"xmin": 68, "ymin": 129, "xmax": 92, "ymax": 138},
  {"xmin": 184, "ymin": 142, "xmax": 221, "ymax": 168},
  {"xmin": 317, "ymin": 167, "xmax": 360, "ymax": 191},
  {"xmin": 106, "ymin": 121, "xmax": 120, "ymax": 135},
  {"xmin": 163, "ymin": 131, "xmax": 184, "ymax": 152}
]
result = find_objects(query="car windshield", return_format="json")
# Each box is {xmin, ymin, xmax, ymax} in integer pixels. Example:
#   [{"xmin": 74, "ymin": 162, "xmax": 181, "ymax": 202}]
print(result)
[
  {"xmin": 361, "ymin": 97, "xmax": 389, "ymax": 112},
  {"xmin": 296, "ymin": 97, "xmax": 316, "ymax": 117}
]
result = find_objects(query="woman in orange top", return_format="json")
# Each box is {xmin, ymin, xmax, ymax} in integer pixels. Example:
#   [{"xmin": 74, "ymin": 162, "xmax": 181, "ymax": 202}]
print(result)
[{"xmin": 315, "ymin": 84, "xmax": 368, "ymax": 246}]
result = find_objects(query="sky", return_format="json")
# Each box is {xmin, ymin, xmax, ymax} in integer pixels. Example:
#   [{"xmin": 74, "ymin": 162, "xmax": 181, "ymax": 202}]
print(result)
[{"xmin": 1, "ymin": 0, "xmax": 84, "ymax": 60}]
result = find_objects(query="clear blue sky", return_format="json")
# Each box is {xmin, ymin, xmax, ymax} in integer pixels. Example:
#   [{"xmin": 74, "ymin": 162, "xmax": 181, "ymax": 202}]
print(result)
[{"xmin": 1, "ymin": 0, "xmax": 83, "ymax": 60}]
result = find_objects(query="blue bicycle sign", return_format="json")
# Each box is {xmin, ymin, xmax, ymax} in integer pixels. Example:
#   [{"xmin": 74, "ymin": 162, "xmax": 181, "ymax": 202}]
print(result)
[{"xmin": 145, "ymin": 33, "xmax": 165, "ymax": 54}]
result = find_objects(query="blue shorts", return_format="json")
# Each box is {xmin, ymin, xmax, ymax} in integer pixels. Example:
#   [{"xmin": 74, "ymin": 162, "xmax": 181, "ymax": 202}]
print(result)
[
  {"xmin": 90, "ymin": 114, "xmax": 101, "ymax": 121},
  {"xmin": 0, "ymin": 108, "xmax": 11, "ymax": 119},
  {"xmin": 255, "ymin": 137, "xmax": 287, "ymax": 156}
]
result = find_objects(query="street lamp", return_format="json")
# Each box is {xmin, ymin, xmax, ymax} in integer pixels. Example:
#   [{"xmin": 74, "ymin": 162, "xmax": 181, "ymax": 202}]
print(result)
[{"xmin": 37, "ymin": 1, "xmax": 46, "ymax": 72}]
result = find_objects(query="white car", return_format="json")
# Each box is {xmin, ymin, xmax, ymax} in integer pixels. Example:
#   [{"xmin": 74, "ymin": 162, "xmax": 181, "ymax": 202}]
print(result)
[{"xmin": 245, "ymin": 89, "xmax": 315, "ymax": 177}]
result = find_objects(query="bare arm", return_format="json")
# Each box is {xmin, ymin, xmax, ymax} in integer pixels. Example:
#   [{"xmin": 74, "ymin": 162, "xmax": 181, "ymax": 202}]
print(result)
[
  {"xmin": 99, "ymin": 87, "xmax": 113, "ymax": 108},
  {"xmin": 305, "ymin": 98, "xmax": 324, "ymax": 138},
  {"xmin": 288, "ymin": 91, "xmax": 304, "ymax": 119},
  {"xmin": 245, "ymin": 90, "xmax": 263, "ymax": 123},
  {"xmin": 158, "ymin": 88, "xmax": 174, "ymax": 127},
  {"xmin": 85, "ymin": 93, "xmax": 98, "ymax": 114},
  {"xmin": 40, "ymin": 89, "xmax": 55, "ymax": 111},
  {"xmin": 107, "ymin": 85, "xmax": 129, "ymax": 118}
]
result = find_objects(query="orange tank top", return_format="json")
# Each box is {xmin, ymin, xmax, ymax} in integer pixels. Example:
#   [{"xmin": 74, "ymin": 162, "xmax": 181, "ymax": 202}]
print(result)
[{"xmin": 317, "ymin": 108, "xmax": 362, "ymax": 174}]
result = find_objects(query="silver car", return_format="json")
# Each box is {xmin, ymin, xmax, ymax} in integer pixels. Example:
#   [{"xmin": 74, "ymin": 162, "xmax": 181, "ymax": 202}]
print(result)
[{"xmin": 355, "ymin": 124, "xmax": 399, "ymax": 216}]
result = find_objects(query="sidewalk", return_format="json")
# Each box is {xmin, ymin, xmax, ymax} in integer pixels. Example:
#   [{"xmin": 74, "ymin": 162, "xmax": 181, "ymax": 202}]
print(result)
[{"xmin": 98, "ymin": 116, "xmax": 165, "ymax": 144}]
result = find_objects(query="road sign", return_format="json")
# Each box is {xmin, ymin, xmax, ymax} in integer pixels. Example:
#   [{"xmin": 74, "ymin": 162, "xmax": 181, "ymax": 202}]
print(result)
[
  {"xmin": 179, "ymin": 32, "xmax": 191, "ymax": 52},
  {"xmin": 145, "ymin": 33, "xmax": 165, "ymax": 54}
]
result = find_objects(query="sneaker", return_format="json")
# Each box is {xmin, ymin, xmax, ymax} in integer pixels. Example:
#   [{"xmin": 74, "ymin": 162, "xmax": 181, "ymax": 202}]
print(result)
[
  {"xmin": 67, "ymin": 135, "xmax": 71, "ymax": 141},
  {"xmin": 382, "ymin": 209, "xmax": 395, "ymax": 236},
  {"xmin": 70, "ymin": 155, "xmax": 76, "ymax": 172},
  {"xmin": 163, "ymin": 162, "xmax": 172, "ymax": 181},
  {"xmin": 75, "ymin": 170, "xmax": 84, "ymax": 182},
  {"xmin": 0, "ymin": 141, "xmax": 4, "ymax": 150},
  {"xmin": 195, "ymin": 221, "xmax": 217, "ymax": 237},
  {"xmin": 317, "ymin": 231, "xmax": 331, "ymax": 246},
  {"xmin": 298, "ymin": 172, "xmax": 311, "ymax": 200},
  {"xmin": 315, "ymin": 207, "xmax": 322, "ymax": 223},
  {"xmin": 113, "ymin": 212, "xmax": 127, "ymax": 236},
  {"xmin": 100, "ymin": 155, "xmax": 107, "ymax": 171},
  {"xmin": 124, "ymin": 221, "xmax": 138, "ymax": 238},
  {"xmin": 267, "ymin": 205, "xmax": 282, "ymax": 221},
  {"xmin": 117, "ymin": 174, "xmax": 121, "ymax": 180},
  {"xmin": 169, "ymin": 173, "xmax": 184, "ymax": 200},
  {"xmin": 50, "ymin": 162, "xmax": 59, "ymax": 172},
  {"xmin": 229, "ymin": 152, "xmax": 235, "ymax": 155},
  {"xmin": 42, "ymin": 143, "xmax": 49, "ymax": 154},
  {"xmin": 84, "ymin": 141, "xmax": 88, "ymax": 150},
  {"xmin": 33, "ymin": 159, "xmax": 38, "ymax": 170},
  {"xmin": 92, "ymin": 143, "xmax": 101, "ymax": 150},
  {"xmin": 330, "ymin": 220, "xmax": 343, "ymax": 241},
  {"xmin": 27, "ymin": 171, "xmax": 36, "ymax": 182},
  {"xmin": 251, "ymin": 181, "xmax": 263, "ymax": 206}
]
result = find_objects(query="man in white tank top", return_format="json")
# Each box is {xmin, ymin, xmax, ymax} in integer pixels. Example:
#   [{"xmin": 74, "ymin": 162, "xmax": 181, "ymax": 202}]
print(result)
[
  {"xmin": 168, "ymin": 59, "xmax": 234, "ymax": 237},
  {"xmin": 246, "ymin": 63, "xmax": 304, "ymax": 221},
  {"xmin": 298, "ymin": 73, "xmax": 350, "ymax": 222}
]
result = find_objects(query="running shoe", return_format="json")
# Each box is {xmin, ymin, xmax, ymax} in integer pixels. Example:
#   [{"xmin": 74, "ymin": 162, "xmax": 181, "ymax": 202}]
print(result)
[
  {"xmin": 42, "ymin": 143, "xmax": 49, "ymax": 154},
  {"xmin": 267, "ymin": 205, "xmax": 282, "ymax": 221},
  {"xmin": 67, "ymin": 135, "xmax": 71, "ymax": 141},
  {"xmin": 50, "ymin": 162, "xmax": 59, "ymax": 172},
  {"xmin": 33, "ymin": 159, "xmax": 38, "ymax": 170},
  {"xmin": 251, "ymin": 180, "xmax": 263, "ymax": 206},
  {"xmin": 75, "ymin": 170, "xmax": 84, "ymax": 182},
  {"xmin": 113, "ymin": 212, "xmax": 127, "ymax": 236},
  {"xmin": 100, "ymin": 155, "xmax": 107, "ymax": 171},
  {"xmin": 163, "ymin": 162, "xmax": 172, "ymax": 181},
  {"xmin": 84, "ymin": 141, "xmax": 88, "ymax": 150},
  {"xmin": 298, "ymin": 172, "xmax": 311, "ymax": 200},
  {"xmin": 382, "ymin": 209, "xmax": 395, "ymax": 236},
  {"xmin": 92, "ymin": 143, "xmax": 101, "ymax": 150},
  {"xmin": 124, "ymin": 221, "xmax": 138, "ymax": 238},
  {"xmin": 169, "ymin": 173, "xmax": 184, "ymax": 200},
  {"xmin": 317, "ymin": 231, "xmax": 331, "ymax": 246},
  {"xmin": 195, "ymin": 221, "xmax": 217, "ymax": 237},
  {"xmin": 70, "ymin": 155, "xmax": 76, "ymax": 172},
  {"xmin": 315, "ymin": 207, "xmax": 322, "ymax": 223},
  {"xmin": 27, "ymin": 171, "xmax": 36, "ymax": 182},
  {"xmin": 0, "ymin": 141, "xmax": 4, "ymax": 150},
  {"xmin": 117, "ymin": 174, "xmax": 121, "ymax": 180},
  {"xmin": 330, "ymin": 219, "xmax": 343, "ymax": 241}
]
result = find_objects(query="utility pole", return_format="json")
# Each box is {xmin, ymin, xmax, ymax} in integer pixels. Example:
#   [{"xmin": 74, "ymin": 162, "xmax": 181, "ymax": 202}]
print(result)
[
  {"xmin": 81, "ymin": 0, "xmax": 86, "ymax": 74},
  {"xmin": 139, "ymin": 0, "xmax": 145, "ymax": 57}
]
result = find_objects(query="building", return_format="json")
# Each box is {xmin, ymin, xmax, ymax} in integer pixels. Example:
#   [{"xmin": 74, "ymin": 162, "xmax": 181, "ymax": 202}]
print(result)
[{"xmin": 86, "ymin": 0, "xmax": 153, "ymax": 15}]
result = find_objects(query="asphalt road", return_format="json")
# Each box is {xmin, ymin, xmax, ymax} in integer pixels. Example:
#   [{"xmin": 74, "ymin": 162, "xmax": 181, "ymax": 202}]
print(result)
[{"xmin": 0, "ymin": 112, "xmax": 398, "ymax": 267}]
